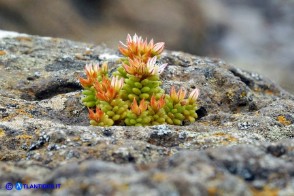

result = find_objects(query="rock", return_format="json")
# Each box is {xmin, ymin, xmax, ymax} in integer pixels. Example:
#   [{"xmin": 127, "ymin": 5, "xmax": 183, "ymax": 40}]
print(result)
[
  {"xmin": 0, "ymin": 31, "xmax": 293, "ymax": 195},
  {"xmin": 1, "ymin": 0, "xmax": 294, "ymax": 94}
]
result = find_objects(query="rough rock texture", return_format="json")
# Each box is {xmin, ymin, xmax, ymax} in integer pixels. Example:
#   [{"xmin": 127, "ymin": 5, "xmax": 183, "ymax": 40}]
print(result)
[
  {"xmin": 1, "ymin": 0, "xmax": 294, "ymax": 94},
  {"xmin": 0, "ymin": 31, "xmax": 293, "ymax": 195}
]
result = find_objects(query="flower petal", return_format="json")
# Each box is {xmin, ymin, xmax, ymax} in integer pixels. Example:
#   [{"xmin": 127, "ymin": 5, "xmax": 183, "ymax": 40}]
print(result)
[
  {"xmin": 119, "ymin": 34, "xmax": 165, "ymax": 61},
  {"xmin": 88, "ymin": 107, "xmax": 104, "ymax": 122},
  {"xmin": 188, "ymin": 88, "xmax": 200, "ymax": 102},
  {"xmin": 178, "ymin": 87, "xmax": 187, "ymax": 101},
  {"xmin": 158, "ymin": 63, "xmax": 168, "ymax": 74},
  {"xmin": 153, "ymin": 42, "xmax": 165, "ymax": 53}
]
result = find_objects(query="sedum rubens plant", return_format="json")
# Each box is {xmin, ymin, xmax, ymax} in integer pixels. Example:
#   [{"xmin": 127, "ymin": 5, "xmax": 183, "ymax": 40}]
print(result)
[{"xmin": 79, "ymin": 34, "xmax": 200, "ymax": 126}]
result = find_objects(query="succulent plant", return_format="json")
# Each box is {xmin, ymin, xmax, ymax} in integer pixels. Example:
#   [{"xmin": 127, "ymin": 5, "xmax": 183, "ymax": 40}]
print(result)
[
  {"xmin": 79, "ymin": 63, "xmax": 108, "ymax": 107},
  {"xmin": 125, "ymin": 98, "xmax": 151, "ymax": 126},
  {"xmin": 148, "ymin": 95, "xmax": 167, "ymax": 125},
  {"xmin": 79, "ymin": 34, "xmax": 200, "ymax": 126},
  {"xmin": 164, "ymin": 86, "xmax": 200, "ymax": 125}
]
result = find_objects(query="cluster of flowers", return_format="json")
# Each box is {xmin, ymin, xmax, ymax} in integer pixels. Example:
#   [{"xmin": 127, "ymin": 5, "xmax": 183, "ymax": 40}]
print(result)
[{"xmin": 79, "ymin": 34, "xmax": 199, "ymax": 126}]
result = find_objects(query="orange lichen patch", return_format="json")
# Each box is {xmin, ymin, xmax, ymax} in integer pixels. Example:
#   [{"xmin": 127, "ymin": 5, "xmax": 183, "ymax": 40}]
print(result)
[
  {"xmin": 16, "ymin": 134, "xmax": 33, "ymax": 140},
  {"xmin": 208, "ymin": 78, "xmax": 218, "ymax": 84},
  {"xmin": 81, "ymin": 147, "xmax": 99, "ymax": 155},
  {"xmin": 109, "ymin": 181, "xmax": 129, "ymax": 192},
  {"xmin": 0, "ymin": 129, "xmax": 5, "ymax": 137},
  {"xmin": 251, "ymin": 186, "xmax": 278, "ymax": 196},
  {"xmin": 152, "ymin": 172, "xmax": 168, "ymax": 182},
  {"xmin": 226, "ymin": 90, "xmax": 235, "ymax": 101},
  {"xmin": 207, "ymin": 186, "xmax": 218, "ymax": 196},
  {"xmin": 18, "ymin": 109, "xmax": 33, "ymax": 118},
  {"xmin": 253, "ymin": 87, "xmax": 262, "ymax": 92},
  {"xmin": 213, "ymin": 132, "xmax": 227, "ymax": 137},
  {"xmin": 0, "ymin": 129, "xmax": 6, "ymax": 138},
  {"xmin": 15, "ymin": 36, "xmax": 32, "ymax": 42},
  {"xmin": 72, "ymin": 136, "xmax": 81, "ymax": 142},
  {"xmin": 253, "ymin": 87, "xmax": 278, "ymax": 96},
  {"xmin": 277, "ymin": 115, "xmax": 292, "ymax": 126},
  {"xmin": 212, "ymin": 132, "xmax": 238, "ymax": 145},
  {"xmin": 0, "ymin": 50, "xmax": 6, "ymax": 55},
  {"xmin": 2, "ymin": 106, "xmax": 34, "ymax": 121},
  {"xmin": 240, "ymin": 91, "xmax": 247, "ymax": 98},
  {"xmin": 264, "ymin": 89, "xmax": 275, "ymax": 95},
  {"xmin": 0, "ymin": 151, "xmax": 26, "ymax": 161},
  {"xmin": 253, "ymin": 87, "xmax": 260, "ymax": 92},
  {"xmin": 198, "ymin": 120, "xmax": 222, "ymax": 127}
]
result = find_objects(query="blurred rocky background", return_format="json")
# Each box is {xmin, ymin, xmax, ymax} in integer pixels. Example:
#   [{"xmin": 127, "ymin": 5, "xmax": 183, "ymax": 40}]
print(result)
[{"xmin": 0, "ymin": 0, "xmax": 293, "ymax": 94}]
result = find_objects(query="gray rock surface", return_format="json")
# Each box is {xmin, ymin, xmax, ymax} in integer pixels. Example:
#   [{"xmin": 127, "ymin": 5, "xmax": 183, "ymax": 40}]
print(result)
[
  {"xmin": 0, "ymin": 31, "xmax": 293, "ymax": 195},
  {"xmin": 1, "ymin": 0, "xmax": 293, "ymax": 94}
]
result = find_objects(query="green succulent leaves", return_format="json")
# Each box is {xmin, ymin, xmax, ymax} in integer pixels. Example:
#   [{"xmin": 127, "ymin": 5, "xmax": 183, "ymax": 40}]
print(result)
[{"xmin": 79, "ymin": 34, "xmax": 200, "ymax": 126}]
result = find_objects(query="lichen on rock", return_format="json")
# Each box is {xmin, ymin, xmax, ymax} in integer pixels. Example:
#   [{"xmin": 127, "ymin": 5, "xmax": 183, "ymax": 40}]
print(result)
[{"xmin": 0, "ymin": 31, "xmax": 293, "ymax": 195}]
